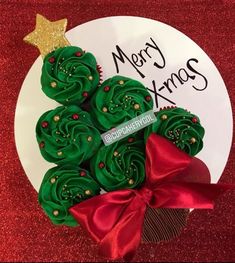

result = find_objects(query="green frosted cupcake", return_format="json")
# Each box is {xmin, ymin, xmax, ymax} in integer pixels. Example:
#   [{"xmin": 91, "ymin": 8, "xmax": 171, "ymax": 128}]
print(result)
[
  {"xmin": 36, "ymin": 105, "xmax": 102, "ymax": 165},
  {"xmin": 90, "ymin": 136, "xmax": 146, "ymax": 191},
  {"xmin": 90, "ymin": 75, "xmax": 153, "ymax": 131},
  {"xmin": 38, "ymin": 165, "xmax": 101, "ymax": 226},
  {"xmin": 144, "ymin": 107, "xmax": 205, "ymax": 156},
  {"xmin": 41, "ymin": 46, "xmax": 101, "ymax": 105}
]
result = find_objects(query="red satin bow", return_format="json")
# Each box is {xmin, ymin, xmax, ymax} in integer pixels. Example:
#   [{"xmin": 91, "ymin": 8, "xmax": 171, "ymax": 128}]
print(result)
[{"xmin": 70, "ymin": 134, "xmax": 231, "ymax": 260}]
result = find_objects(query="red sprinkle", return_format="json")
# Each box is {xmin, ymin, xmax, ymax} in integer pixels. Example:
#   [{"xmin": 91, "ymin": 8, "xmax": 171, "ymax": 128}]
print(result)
[
  {"xmin": 39, "ymin": 142, "xmax": 45, "ymax": 148},
  {"xmin": 104, "ymin": 86, "xmax": 110, "ymax": 92},
  {"xmin": 99, "ymin": 162, "xmax": 105, "ymax": 169},
  {"xmin": 48, "ymin": 57, "xmax": 55, "ymax": 63},
  {"xmin": 145, "ymin": 95, "xmax": 151, "ymax": 101},
  {"xmin": 75, "ymin": 51, "xmax": 82, "ymax": 57},
  {"xmin": 72, "ymin": 114, "xmax": 79, "ymax": 120},
  {"xmin": 128, "ymin": 137, "xmax": 134, "ymax": 143},
  {"xmin": 41, "ymin": 121, "xmax": 49, "ymax": 128},
  {"xmin": 80, "ymin": 171, "xmax": 86, "ymax": 176},
  {"xmin": 192, "ymin": 117, "xmax": 198, "ymax": 123},
  {"xmin": 82, "ymin": 91, "xmax": 88, "ymax": 97}
]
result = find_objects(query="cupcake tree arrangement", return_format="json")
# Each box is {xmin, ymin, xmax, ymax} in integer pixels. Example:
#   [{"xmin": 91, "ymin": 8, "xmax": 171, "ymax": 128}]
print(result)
[{"xmin": 23, "ymin": 14, "xmax": 231, "ymax": 260}]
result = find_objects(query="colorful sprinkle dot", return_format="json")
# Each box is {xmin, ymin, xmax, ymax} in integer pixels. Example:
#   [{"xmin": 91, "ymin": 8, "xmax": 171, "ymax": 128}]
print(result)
[
  {"xmin": 82, "ymin": 91, "xmax": 88, "ymax": 97},
  {"xmin": 48, "ymin": 57, "xmax": 55, "ymax": 63},
  {"xmin": 192, "ymin": 117, "xmax": 198, "ymax": 123},
  {"xmin": 75, "ymin": 51, "xmax": 82, "ymax": 57},
  {"xmin": 50, "ymin": 177, "xmax": 56, "ymax": 184},
  {"xmin": 80, "ymin": 171, "xmax": 86, "ymax": 177},
  {"xmin": 128, "ymin": 179, "xmax": 134, "ymax": 185},
  {"xmin": 50, "ymin": 81, "xmax": 57, "ymax": 88},
  {"xmin": 39, "ymin": 142, "xmax": 45, "ymax": 148},
  {"xmin": 190, "ymin": 137, "xmax": 196, "ymax": 144},
  {"xmin": 161, "ymin": 114, "xmax": 168, "ymax": 120},
  {"xmin": 104, "ymin": 86, "xmax": 110, "ymax": 92},
  {"xmin": 87, "ymin": 136, "xmax": 92, "ymax": 142},
  {"xmin": 53, "ymin": 115, "xmax": 60, "ymax": 122},
  {"xmin": 53, "ymin": 210, "xmax": 59, "ymax": 216},
  {"xmin": 102, "ymin": 107, "xmax": 108, "ymax": 112},
  {"xmin": 85, "ymin": 190, "xmax": 91, "ymax": 195},
  {"xmin": 99, "ymin": 162, "xmax": 105, "ymax": 169},
  {"xmin": 72, "ymin": 114, "xmax": 79, "ymax": 120},
  {"xmin": 41, "ymin": 121, "xmax": 49, "ymax": 128},
  {"xmin": 134, "ymin": 104, "xmax": 140, "ymax": 110}
]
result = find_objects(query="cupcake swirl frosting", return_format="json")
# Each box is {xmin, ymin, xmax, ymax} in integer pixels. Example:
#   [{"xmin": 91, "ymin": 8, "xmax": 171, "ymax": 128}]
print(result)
[
  {"xmin": 36, "ymin": 105, "xmax": 101, "ymax": 165},
  {"xmin": 90, "ymin": 136, "xmax": 146, "ymax": 191},
  {"xmin": 90, "ymin": 75, "xmax": 153, "ymax": 131},
  {"xmin": 41, "ymin": 46, "xmax": 100, "ymax": 105},
  {"xmin": 144, "ymin": 107, "xmax": 205, "ymax": 156},
  {"xmin": 38, "ymin": 165, "xmax": 101, "ymax": 226}
]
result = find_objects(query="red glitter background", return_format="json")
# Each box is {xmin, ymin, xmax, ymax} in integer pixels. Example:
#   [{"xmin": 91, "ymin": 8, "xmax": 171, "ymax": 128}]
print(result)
[{"xmin": 0, "ymin": 0, "xmax": 234, "ymax": 262}]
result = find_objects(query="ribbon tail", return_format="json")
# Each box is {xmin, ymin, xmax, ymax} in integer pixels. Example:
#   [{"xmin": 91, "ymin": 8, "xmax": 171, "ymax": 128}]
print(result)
[
  {"xmin": 153, "ymin": 182, "xmax": 233, "ymax": 209},
  {"xmin": 99, "ymin": 201, "xmax": 146, "ymax": 261}
]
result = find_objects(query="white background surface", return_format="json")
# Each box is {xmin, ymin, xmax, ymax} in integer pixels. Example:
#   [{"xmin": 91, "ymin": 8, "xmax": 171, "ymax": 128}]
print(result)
[{"xmin": 14, "ymin": 16, "xmax": 233, "ymax": 192}]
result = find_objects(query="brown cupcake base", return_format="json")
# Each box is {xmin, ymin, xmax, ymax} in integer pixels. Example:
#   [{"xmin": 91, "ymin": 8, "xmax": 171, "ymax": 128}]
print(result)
[{"xmin": 142, "ymin": 207, "xmax": 189, "ymax": 242}]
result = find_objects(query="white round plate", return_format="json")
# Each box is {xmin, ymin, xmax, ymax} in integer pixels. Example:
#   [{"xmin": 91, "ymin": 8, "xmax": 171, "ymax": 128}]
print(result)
[{"xmin": 15, "ymin": 16, "xmax": 233, "ymax": 192}]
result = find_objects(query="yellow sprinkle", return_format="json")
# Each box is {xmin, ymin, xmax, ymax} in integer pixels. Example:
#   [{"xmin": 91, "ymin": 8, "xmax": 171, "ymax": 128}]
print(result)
[
  {"xmin": 128, "ymin": 179, "xmax": 134, "ymax": 185},
  {"xmin": 50, "ymin": 177, "xmax": 56, "ymax": 184},
  {"xmin": 161, "ymin": 114, "xmax": 168, "ymax": 120},
  {"xmin": 50, "ymin": 81, "xmax": 57, "ymax": 88},
  {"xmin": 53, "ymin": 210, "xmax": 59, "ymax": 216},
  {"xmin": 134, "ymin": 104, "xmax": 140, "ymax": 110},
  {"xmin": 53, "ymin": 115, "xmax": 60, "ymax": 122},
  {"xmin": 57, "ymin": 151, "xmax": 63, "ymax": 156},
  {"xmin": 190, "ymin": 137, "xmax": 196, "ymax": 144},
  {"xmin": 85, "ymin": 190, "xmax": 91, "ymax": 195},
  {"xmin": 102, "ymin": 107, "xmax": 108, "ymax": 112}
]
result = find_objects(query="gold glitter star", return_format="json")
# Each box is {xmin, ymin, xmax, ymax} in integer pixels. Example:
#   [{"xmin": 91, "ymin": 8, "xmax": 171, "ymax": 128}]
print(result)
[{"xmin": 23, "ymin": 14, "xmax": 70, "ymax": 58}]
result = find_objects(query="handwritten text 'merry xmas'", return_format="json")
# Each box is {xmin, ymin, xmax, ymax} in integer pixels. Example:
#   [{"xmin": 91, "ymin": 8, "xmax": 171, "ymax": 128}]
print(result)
[{"xmin": 112, "ymin": 37, "xmax": 208, "ymax": 108}]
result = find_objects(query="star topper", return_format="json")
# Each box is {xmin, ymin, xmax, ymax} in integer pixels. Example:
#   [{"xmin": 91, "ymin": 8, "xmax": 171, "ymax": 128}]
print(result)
[{"xmin": 23, "ymin": 14, "xmax": 70, "ymax": 58}]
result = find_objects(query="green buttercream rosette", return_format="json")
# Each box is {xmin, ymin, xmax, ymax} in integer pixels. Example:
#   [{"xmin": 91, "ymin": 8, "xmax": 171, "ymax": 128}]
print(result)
[
  {"xmin": 36, "ymin": 105, "xmax": 101, "ymax": 165},
  {"xmin": 90, "ymin": 136, "xmax": 146, "ymax": 191},
  {"xmin": 90, "ymin": 75, "xmax": 153, "ymax": 131},
  {"xmin": 41, "ymin": 46, "xmax": 100, "ymax": 105},
  {"xmin": 38, "ymin": 165, "xmax": 101, "ymax": 226},
  {"xmin": 144, "ymin": 107, "xmax": 205, "ymax": 156}
]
